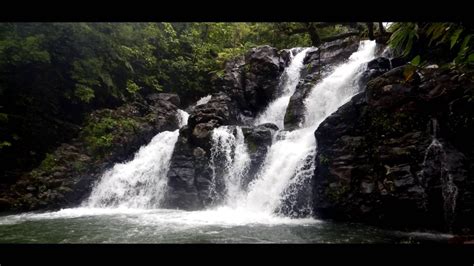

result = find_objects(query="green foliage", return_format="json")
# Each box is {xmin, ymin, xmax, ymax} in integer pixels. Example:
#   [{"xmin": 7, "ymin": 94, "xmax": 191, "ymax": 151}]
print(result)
[
  {"xmin": 410, "ymin": 55, "xmax": 421, "ymax": 66},
  {"xmin": 403, "ymin": 55, "xmax": 425, "ymax": 81},
  {"xmin": 468, "ymin": 53, "xmax": 474, "ymax": 63},
  {"xmin": 81, "ymin": 115, "xmax": 138, "ymax": 157},
  {"xmin": 0, "ymin": 34, "xmax": 50, "ymax": 66},
  {"xmin": 388, "ymin": 22, "xmax": 473, "ymax": 67},
  {"xmin": 450, "ymin": 29, "xmax": 463, "ymax": 49},
  {"xmin": 388, "ymin": 23, "xmax": 418, "ymax": 57},
  {"xmin": 74, "ymin": 84, "xmax": 95, "ymax": 103},
  {"xmin": 0, "ymin": 22, "xmax": 324, "ymax": 109},
  {"xmin": 126, "ymin": 80, "xmax": 140, "ymax": 94},
  {"xmin": 455, "ymin": 34, "xmax": 474, "ymax": 65},
  {"xmin": 38, "ymin": 153, "xmax": 57, "ymax": 170}
]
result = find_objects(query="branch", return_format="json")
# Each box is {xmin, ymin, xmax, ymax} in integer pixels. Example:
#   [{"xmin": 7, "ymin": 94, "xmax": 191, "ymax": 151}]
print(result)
[
  {"xmin": 313, "ymin": 22, "xmax": 359, "ymax": 29},
  {"xmin": 320, "ymin": 31, "xmax": 360, "ymax": 43},
  {"xmin": 284, "ymin": 27, "xmax": 309, "ymax": 35},
  {"xmin": 278, "ymin": 23, "xmax": 361, "ymax": 36}
]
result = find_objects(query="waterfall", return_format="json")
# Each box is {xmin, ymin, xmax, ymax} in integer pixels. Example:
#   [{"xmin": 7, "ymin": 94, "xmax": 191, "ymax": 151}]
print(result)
[
  {"xmin": 237, "ymin": 40, "xmax": 377, "ymax": 215},
  {"xmin": 254, "ymin": 47, "xmax": 311, "ymax": 129},
  {"xmin": 85, "ymin": 40, "xmax": 377, "ymax": 218},
  {"xmin": 420, "ymin": 118, "xmax": 459, "ymax": 230},
  {"xmin": 209, "ymin": 126, "xmax": 250, "ymax": 206},
  {"xmin": 195, "ymin": 95, "xmax": 212, "ymax": 106},
  {"xmin": 84, "ymin": 109, "xmax": 189, "ymax": 208},
  {"xmin": 177, "ymin": 109, "xmax": 189, "ymax": 127}
]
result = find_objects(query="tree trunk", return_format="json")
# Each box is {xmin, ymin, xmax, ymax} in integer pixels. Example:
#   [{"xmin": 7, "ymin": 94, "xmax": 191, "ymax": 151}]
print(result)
[
  {"xmin": 378, "ymin": 22, "xmax": 386, "ymax": 34},
  {"xmin": 306, "ymin": 23, "xmax": 321, "ymax": 46},
  {"xmin": 367, "ymin": 22, "xmax": 374, "ymax": 40}
]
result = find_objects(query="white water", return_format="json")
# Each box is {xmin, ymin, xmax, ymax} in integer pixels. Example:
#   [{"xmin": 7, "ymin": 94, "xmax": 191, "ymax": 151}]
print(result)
[
  {"xmin": 84, "ymin": 109, "xmax": 189, "ymax": 208},
  {"xmin": 0, "ymin": 207, "xmax": 319, "ymax": 227},
  {"xmin": 210, "ymin": 126, "xmax": 251, "ymax": 206},
  {"xmin": 421, "ymin": 118, "xmax": 459, "ymax": 229},
  {"xmin": 0, "ymin": 41, "xmax": 377, "ymax": 229},
  {"xmin": 238, "ymin": 40, "xmax": 377, "ymax": 215},
  {"xmin": 177, "ymin": 109, "xmax": 189, "ymax": 127},
  {"xmin": 254, "ymin": 47, "xmax": 311, "ymax": 129},
  {"xmin": 195, "ymin": 95, "xmax": 212, "ymax": 106}
]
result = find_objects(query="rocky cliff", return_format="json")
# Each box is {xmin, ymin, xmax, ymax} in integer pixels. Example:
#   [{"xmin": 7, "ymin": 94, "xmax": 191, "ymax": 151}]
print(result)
[
  {"xmin": 2, "ymin": 39, "xmax": 472, "ymax": 236},
  {"xmin": 163, "ymin": 40, "xmax": 361, "ymax": 210},
  {"xmin": 163, "ymin": 46, "xmax": 288, "ymax": 209},
  {"xmin": 313, "ymin": 60, "xmax": 474, "ymax": 233}
]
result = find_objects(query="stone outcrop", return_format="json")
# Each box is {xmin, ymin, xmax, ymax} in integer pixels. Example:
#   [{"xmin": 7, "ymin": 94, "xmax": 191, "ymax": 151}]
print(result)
[
  {"xmin": 164, "ymin": 45, "xmax": 293, "ymax": 209},
  {"xmin": 313, "ymin": 63, "xmax": 474, "ymax": 233},
  {"xmin": 164, "ymin": 93, "xmax": 241, "ymax": 210},
  {"xmin": 241, "ymin": 123, "xmax": 279, "ymax": 187},
  {"xmin": 213, "ymin": 45, "xmax": 289, "ymax": 118}
]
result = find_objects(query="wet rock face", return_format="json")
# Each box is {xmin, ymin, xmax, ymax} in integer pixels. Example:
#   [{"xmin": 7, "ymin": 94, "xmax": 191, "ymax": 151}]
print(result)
[
  {"xmin": 164, "ymin": 93, "xmax": 242, "ymax": 209},
  {"xmin": 163, "ymin": 126, "xmax": 203, "ymax": 210},
  {"xmin": 1, "ymin": 93, "xmax": 182, "ymax": 212},
  {"xmin": 165, "ymin": 40, "xmax": 374, "ymax": 211},
  {"xmin": 359, "ymin": 57, "xmax": 392, "ymax": 88},
  {"xmin": 188, "ymin": 92, "xmax": 240, "ymax": 150},
  {"xmin": 313, "ymin": 67, "xmax": 474, "ymax": 233},
  {"xmin": 213, "ymin": 45, "xmax": 287, "ymax": 117},
  {"xmin": 284, "ymin": 37, "xmax": 360, "ymax": 130},
  {"xmin": 241, "ymin": 123, "xmax": 279, "ymax": 186},
  {"xmin": 164, "ymin": 45, "xmax": 293, "ymax": 209},
  {"xmin": 243, "ymin": 46, "xmax": 285, "ymax": 113}
]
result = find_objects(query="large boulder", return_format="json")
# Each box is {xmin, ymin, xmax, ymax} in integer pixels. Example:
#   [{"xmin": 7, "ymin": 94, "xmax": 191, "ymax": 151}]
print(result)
[
  {"xmin": 188, "ymin": 92, "xmax": 240, "ymax": 150},
  {"xmin": 213, "ymin": 45, "xmax": 287, "ymax": 117},
  {"xmin": 359, "ymin": 57, "xmax": 392, "ymax": 88},
  {"xmin": 1, "ymin": 93, "xmax": 182, "ymax": 212},
  {"xmin": 313, "ymin": 66, "xmax": 474, "ymax": 233},
  {"xmin": 164, "ymin": 92, "xmax": 241, "ymax": 209},
  {"xmin": 241, "ymin": 123, "xmax": 279, "ymax": 187},
  {"xmin": 163, "ymin": 126, "xmax": 204, "ymax": 210}
]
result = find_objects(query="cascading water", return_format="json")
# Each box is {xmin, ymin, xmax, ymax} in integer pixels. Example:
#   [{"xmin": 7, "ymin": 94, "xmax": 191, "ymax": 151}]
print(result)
[
  {"xmin": 238, "ymin": 40, "xmax": 377, "ymax": 215},
  {"xmin": 420, "ymin": 118, "xmax": 459, "ymax": 230},
  {"xmin": 177, "ymin": 109, "xmax": 190, "ymax": 127},
  {"xmin": 77, "ymin": 40, "xmax": 376, "ymax": 218},
  {"xmin": 254, "ymin": 47, "xmax": 311, "ymax": 128},
  {"xmin": 0, "ymin": 39, "xmax": 454, "ymax": 243},
  {"xmin": 205, "ymin": 47, "xmax": 312, "ymax": 213},
  {"xmin": 84, "ymin": 109, "xmax": 189, "ymax": 209},
  {"xmin": 203, "ymin": 40, "xmax": 376, "ymax": 217},
  {"xmin": 209, "ymin": 126, "xmax": 251, "ymax": 206},
  {"xmin": 195, "ymin": 95, "xmax": 212, "ymax": 106}
]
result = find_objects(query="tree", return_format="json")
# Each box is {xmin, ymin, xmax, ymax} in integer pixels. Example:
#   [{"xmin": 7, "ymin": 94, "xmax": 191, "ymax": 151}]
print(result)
[{"xmin": 274, "ymin": 22, "xmax": 364, "ymax": 46}]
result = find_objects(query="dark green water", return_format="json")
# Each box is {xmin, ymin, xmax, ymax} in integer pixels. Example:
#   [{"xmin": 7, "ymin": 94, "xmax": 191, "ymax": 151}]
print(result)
[{"xmin": 0, "ymin": 207, "xmax": 451, "ymax": 243}]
